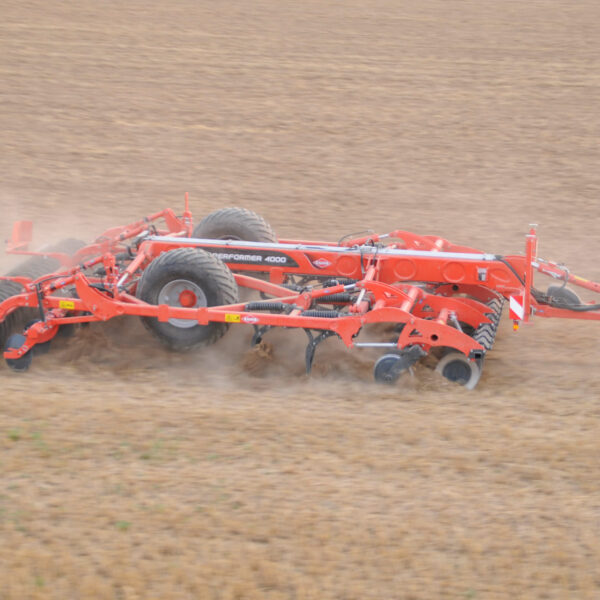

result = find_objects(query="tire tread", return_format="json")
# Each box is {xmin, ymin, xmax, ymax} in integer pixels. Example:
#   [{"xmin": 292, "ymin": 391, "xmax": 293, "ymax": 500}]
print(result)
[{"xmin": 192, "ymin": 207, "xmax": 277, "ymax": 243}]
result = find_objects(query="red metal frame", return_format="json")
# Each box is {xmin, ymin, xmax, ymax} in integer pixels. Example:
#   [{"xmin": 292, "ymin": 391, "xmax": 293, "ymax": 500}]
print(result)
[{"xmin": 1, "ymin": 205, "xmax": 599, "ymax": 372}]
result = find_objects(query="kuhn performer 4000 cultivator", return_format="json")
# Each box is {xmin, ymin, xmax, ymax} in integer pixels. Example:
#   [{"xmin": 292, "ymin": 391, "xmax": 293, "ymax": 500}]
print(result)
[{"xmin": 2, "ymin": 197, "xmax": 599, "ymax": 388}]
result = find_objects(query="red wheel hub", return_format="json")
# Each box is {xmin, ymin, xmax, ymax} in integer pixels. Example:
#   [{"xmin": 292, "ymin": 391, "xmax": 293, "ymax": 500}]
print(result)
[{"xmin": 178, "ymin": 289, "xmax": 197, "ymax": 307}]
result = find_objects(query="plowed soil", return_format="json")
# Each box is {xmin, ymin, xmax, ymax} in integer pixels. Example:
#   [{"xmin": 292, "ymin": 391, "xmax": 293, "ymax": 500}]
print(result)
[{"xmin": 1, "ymin": 2, "xmax": 599, "ymax": 598}]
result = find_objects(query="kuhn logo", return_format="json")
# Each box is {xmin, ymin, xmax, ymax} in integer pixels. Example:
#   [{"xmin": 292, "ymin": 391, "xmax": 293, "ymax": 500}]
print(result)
[
  {"xmin": 242, "ymin": 315, "xmax": 259, "ymax": 324},
  {"xmin": 312, "ymin": 258, "xmax": 332, "ymax": 269}
]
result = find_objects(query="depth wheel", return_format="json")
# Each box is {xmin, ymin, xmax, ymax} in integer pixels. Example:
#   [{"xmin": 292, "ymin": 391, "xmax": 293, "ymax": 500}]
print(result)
[
  {"xmin": 136, "ymin": 248, "xmax": 239, "ymax": 351},
  {"xmin": 435, "ymin": 351, "xmax": 481, "ymax": 390},
  {"xmin": 5, "ymin": 333, "xmax": 33, "ymax": 372},
  {"xmin": 374, "ymin": 354, "xmax": 405, "ymax": 384}
]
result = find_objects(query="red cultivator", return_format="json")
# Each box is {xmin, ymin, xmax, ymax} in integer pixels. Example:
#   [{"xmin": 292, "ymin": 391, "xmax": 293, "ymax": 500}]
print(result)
[{"xmin": 1, "ymin": 198, "xmax": 599, "ymax": 388}]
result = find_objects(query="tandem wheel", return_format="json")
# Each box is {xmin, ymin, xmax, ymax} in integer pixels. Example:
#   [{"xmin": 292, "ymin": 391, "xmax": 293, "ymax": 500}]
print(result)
[
  {"xmin": 435, "ymin": 351, "xmax": 482, "ymax": 390},
  {"xmin": 373, "ymin": 346, "xmax": 427, "ymax": 384},
  {"xmin": 5, "ymin": 333, "xmax": 33, "ymax": 372},
  {"xmin": 374, "ymin": 354, "xmax": 404, "ymax": 384}
]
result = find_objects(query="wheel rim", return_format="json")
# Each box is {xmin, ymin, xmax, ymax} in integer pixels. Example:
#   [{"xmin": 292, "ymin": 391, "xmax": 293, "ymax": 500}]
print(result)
[{"xmin": 158, "ymin": 279, "xmax": 207, "ymax": 328}]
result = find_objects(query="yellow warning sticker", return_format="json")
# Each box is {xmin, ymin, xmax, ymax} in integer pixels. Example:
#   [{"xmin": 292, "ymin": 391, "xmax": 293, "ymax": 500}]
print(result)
[
  {"xmin": 225, "ymin": 313, "xmax": 241, "ymax": 323},
  {"xmin": 59, "ymin": 300, "xmax": 76, "ymax": 310}
]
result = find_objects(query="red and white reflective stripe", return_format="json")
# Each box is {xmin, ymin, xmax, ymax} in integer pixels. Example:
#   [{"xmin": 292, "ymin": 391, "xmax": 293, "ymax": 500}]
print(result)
[{"xmin": 509, "ymin": 294, "xmax": 525, "ymax": 321}]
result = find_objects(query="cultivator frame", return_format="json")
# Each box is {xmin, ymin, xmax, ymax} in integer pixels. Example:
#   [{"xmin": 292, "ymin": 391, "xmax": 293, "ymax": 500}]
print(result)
[{"xmin": 1, "ymin": 199, "xmax": 599, "ymax": 388}]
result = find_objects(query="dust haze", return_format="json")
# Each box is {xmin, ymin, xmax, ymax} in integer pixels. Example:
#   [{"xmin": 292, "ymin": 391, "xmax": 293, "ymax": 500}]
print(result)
[{"xmin": 1, "ymin": 1, "xmax": 600, "ymax": 598}]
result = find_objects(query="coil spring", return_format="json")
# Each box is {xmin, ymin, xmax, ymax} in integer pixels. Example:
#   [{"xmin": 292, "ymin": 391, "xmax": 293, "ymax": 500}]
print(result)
[
  {"xmin": 318, "ymin": 293, "xmax": 353, "ymax": 303},
  {"xmin": 301, "ymin": 309, "xmax": 341, "ymax": 318},
  {"xmin": 322, "ymin": 278, "xmax": 357, "ymax": 287},
  {"xmin": 245, "ymin": 302, "xmax": 287, "ymax": 312}
]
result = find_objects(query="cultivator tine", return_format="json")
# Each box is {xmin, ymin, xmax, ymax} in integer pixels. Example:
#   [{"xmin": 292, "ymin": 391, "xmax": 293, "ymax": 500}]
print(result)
[
  {"xmin": 251, "ymin": 325, "xmax": 272, "ymax": 346},
  {"xmin": 304, "ymin": 329, "xmax": 337, "ymax": 374}
]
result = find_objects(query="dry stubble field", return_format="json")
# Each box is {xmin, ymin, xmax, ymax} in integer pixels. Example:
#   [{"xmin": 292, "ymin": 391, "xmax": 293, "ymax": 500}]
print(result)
[{"xmin": 1, "ymin": 1, "xmax": 600, "ymax": 598}]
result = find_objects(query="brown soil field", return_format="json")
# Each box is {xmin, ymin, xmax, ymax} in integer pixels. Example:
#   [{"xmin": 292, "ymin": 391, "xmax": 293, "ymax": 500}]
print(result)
[{"xmin": 1, "ymin": 1, "xmax": 600, "ymax": 598}]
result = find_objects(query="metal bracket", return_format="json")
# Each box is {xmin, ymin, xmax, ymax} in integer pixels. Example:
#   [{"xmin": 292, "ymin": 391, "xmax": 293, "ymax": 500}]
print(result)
[{"xmin": 34, "ymin": 283, "xmax": 46, "ymax": 323}]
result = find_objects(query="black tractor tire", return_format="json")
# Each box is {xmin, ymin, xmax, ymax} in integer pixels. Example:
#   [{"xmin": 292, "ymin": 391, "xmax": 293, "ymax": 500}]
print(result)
[
  {"xmin": 192, "ymin": 207, "xmax": 277, "ymax": 243},
  {"xmin": 136, "ymin": 247, "xmax": 239, "ymax": 351}
]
